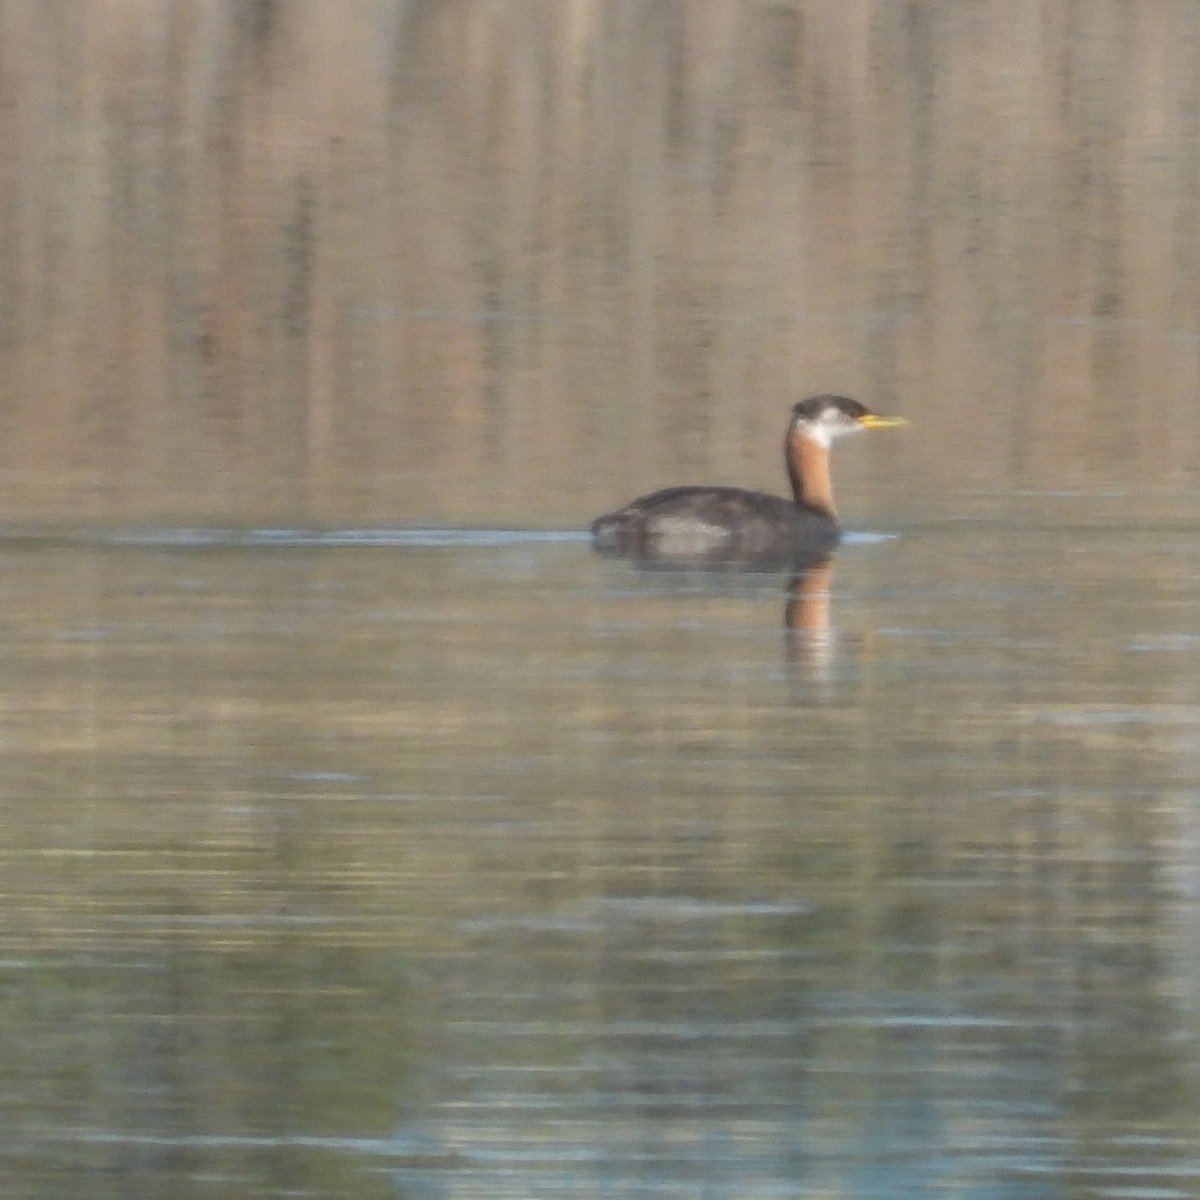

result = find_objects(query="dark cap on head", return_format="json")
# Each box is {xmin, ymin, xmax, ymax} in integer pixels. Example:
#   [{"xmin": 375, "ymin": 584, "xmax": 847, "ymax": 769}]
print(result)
[{"xmin": 791, "ymin": 394, "xmax": 870, "ymax": 421}]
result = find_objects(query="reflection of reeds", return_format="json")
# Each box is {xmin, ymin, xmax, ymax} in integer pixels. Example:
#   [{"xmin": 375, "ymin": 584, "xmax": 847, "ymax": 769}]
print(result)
[{"xmin": 4, "ymin": 3, "xmax": 1199, "ymax": 525}]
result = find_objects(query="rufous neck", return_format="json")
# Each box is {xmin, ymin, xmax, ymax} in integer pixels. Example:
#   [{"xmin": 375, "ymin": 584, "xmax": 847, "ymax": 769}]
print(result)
[{"xmin": 786, "ymin": 429, "xmax": 836, "ymax": 517}]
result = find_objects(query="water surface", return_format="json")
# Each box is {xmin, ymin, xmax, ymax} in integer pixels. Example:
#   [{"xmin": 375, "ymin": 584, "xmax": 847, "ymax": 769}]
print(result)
[{"xmin": 4, "ymin": 508, "xmax": 1200, "ymax": 1198}]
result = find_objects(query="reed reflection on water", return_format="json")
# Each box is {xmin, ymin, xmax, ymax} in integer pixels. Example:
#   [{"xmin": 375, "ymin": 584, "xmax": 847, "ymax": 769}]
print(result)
[{"xmin": 4, "ymin": 2, "xmax": 1200, "ymax": 524}]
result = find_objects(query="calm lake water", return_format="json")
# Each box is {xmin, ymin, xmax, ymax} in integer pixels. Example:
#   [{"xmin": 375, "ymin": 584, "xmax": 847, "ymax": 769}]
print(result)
[
  {"xmin": 7, "ymin": 3, "xmax": 1200, "ymax": 1196},
  {"xmin": 5, "ymin": 502, "xmax": 1200, "ymax": 1199}
]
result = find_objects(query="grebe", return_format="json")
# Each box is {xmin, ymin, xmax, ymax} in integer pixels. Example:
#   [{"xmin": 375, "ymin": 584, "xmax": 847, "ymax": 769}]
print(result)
[{"xmin": 591, "ymin": 395, "xmax": 905, "ymax": 565}]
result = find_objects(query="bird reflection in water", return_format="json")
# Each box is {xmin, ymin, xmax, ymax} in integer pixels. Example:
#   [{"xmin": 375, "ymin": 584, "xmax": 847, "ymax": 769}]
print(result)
[
  {"xmin": 592, "ymin": 395, "xmax": 904, "ymax": 674},
  {"xmin": 783, "ymin": 556, "xmax": 837, "ymax": 673}
]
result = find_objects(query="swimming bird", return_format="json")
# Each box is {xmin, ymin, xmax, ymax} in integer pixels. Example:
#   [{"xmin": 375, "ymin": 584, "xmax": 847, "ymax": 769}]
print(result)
[{"xmin": 591, "ymin": 394, "xmax": 905, "ymax": 565}]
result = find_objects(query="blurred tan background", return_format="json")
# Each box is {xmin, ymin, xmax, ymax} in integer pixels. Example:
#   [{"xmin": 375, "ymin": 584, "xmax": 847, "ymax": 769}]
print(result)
[{"xmin": 3, "ymin": 0, "xmax": 1199, "ymax": 526}]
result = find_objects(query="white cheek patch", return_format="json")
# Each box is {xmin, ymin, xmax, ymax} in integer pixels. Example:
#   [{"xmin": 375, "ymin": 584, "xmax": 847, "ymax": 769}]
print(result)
[
  {"xmin": 793, "ymin": 408, "xmax": 864, "ymax": 448},
  {"xmin": 820, "ymin": 412, "xmax": 864, "ymax": 444}
]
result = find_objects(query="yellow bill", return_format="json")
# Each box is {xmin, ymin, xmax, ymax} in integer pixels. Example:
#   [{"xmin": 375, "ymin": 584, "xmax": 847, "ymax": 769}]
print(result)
[{"xmin": 859, "ymin": 414, "xmax": 908, "ymax": 430}]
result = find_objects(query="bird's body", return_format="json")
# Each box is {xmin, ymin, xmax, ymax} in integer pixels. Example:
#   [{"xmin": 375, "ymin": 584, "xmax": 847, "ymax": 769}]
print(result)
[
  {"xmin": 591, "ymin": 484, "xmax": 840, "ymax": 563},
  {"xmin": 591, "ymin": 395, "xmax": 904, "ymax": 566}
]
